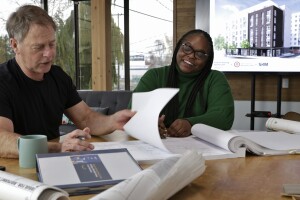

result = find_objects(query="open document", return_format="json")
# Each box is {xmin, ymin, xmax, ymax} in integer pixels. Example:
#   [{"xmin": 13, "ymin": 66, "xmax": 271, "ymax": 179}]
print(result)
[
  {"xmin": 0, "ymin": 170, "xmax": 69, "ymax": 200},
  {"xmin": 95, "ymin": 122, "xmax": 300, "ymax": 163},
  {"xmin": 192, "ymin": 124, "xmax": 300, "ymax": 156},
  {"xmin": 89, "ymin": 150, "xmax": 206, "ymax": 200},
  {"xmin": 93, "ymin": 88, "xmax": 244, "ymax": 164}
]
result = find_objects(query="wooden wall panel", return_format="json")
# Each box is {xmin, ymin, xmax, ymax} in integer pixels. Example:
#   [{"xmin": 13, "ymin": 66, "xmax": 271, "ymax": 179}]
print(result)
[
  {"xmin": 226, "ymin": 74, "xmax": 300, "ymax": 101},
  {"xmin": 225, "ymin": 74, "xmax": 252, "ymax": 100},
  {"xmin": 91, "ymin": 0, "xmax": 111, "ymax": 90},
  {"xmin": 174, "ymin": 0, "xmax": 195, "ymax": 43}
]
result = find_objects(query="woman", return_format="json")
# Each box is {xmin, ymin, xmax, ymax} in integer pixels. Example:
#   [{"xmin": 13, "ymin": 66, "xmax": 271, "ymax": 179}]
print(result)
[{"xmin": 133, "ymin": 29, "xmax": 234, "ymax": 137}]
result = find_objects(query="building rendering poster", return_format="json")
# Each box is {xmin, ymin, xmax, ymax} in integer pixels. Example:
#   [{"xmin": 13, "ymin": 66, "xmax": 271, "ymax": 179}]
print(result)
[{"xmin": 210, "ymin": 0, "xmax": 300, "ymax": 72}]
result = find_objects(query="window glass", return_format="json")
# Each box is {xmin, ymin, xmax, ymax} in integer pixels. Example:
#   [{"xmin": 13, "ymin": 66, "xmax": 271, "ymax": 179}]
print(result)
[
  {"xmin": 48, "ymin": 0, "xmax": 91, "ymax": 89},
  {"xmin": 112, "ymin": 0, "xmax": 173, "ymax": 90},
  {"xmin": 76, "ymin": 1, "xmax": 92, "ymax": 89},
  {"xmin": 46, "ymin": 1, "xmax": 77, "ymax": 87},
  {"xmin": 111, "ymin": 0, "xmax": 125, "ymax": 90},
  {"xmin": 0, "ymin": 0, "xmax": 40, "ymax": 64},
  {"xmin": 0, "ymin": 0, "xmax": 86, "ymax": 89}
]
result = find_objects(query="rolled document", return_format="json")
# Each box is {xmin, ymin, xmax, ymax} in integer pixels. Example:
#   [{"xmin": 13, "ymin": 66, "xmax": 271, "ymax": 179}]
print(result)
[
  {"xmin": 266, "ymin": 118, "xmax": 300, "ymax": 134},
  {"xmin": 0, "ymin": 170, "xmax": 69, "ymax": 200},
  {"xmin": 89, "ymin": 150, "xmax": 206, "ymax": 200}
]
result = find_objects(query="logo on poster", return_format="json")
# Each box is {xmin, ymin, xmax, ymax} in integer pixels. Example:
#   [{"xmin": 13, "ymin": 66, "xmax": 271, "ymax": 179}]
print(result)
[
  {"xmin": 259, "ymin": 63, "xmax": 268, "ymax": 66},
  {"xmin": 234, "ymin": 61, "xmax": 240, "ymax": 67}
]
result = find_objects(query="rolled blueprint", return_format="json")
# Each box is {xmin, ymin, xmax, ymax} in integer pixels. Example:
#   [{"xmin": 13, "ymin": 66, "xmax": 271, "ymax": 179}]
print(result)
[{"xmin": 266, "ymin": 117, "xmax": 300, "ymax": 134}]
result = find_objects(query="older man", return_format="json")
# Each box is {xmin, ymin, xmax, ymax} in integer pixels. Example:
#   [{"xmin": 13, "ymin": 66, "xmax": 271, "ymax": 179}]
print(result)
[{"xmin": 0, "ymin": 5, "xmax": 134, "ymax": 158}]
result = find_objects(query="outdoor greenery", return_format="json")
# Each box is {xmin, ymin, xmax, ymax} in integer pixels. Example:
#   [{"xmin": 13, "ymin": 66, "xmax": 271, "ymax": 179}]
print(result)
[
  {"xmin": 241, "ymin": 40, "xmax": 250, "ymax": 48},
  {"xmin": 0, "ymin": 36, "xmax": 13, "ymax": 63},
  {"xmin": 55, "ymin": 9, "xmax": 76, "ymax": 83},
  {"xmin": 111, "ymin": 14, "xmax": 125, "ymax": 87},
  {"xmin": 213, "ymin": 35, "xmax": 225, "ymax": 51},
  {"xmin": 214, "ymin": 34, "xmax": 250, "ymax": 51}
]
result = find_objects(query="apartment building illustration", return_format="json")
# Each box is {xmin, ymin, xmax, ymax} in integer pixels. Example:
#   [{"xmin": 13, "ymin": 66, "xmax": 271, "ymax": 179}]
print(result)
[
  {"xmin": 223, "ymin": 0, "xmax": 298, "ymax": 57},
  {"xmin": 291, "ymin": 12, "xmax": 300, "ymax": 49}
]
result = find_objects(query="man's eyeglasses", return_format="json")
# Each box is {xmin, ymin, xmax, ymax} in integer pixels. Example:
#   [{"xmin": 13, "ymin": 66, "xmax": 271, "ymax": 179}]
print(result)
[{"xmin": 181, "ymin": 43, "xmax": 209, "ymax": 60}]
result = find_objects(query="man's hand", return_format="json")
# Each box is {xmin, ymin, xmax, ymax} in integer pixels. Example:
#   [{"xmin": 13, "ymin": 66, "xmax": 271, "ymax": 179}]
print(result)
[
  {"xmin": 61, "ymin": 127, "xmax": 94, "ymax": 152},
  {"xmin": 110, "ymin": 109, "xmax": 136, "ymax": 131}
]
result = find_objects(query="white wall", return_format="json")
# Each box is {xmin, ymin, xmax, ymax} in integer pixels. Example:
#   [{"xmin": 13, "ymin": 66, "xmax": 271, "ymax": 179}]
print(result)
[{"xmin": 232, "ymin": 101, "xmax": 300, "ymax": 130}]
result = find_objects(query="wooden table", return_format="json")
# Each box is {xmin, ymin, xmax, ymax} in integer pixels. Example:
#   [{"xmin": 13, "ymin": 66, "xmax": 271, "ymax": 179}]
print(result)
[{"xmin": 1, "ymin": 132, "xmax": 299, "ymax": 200}]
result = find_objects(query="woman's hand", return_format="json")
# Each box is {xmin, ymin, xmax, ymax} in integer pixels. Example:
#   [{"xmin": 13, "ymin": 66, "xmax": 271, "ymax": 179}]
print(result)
[
  {"xmin": 158, "ymin": 115, "xmax": 168, "ymax": 138},
  {"xmin": 61, "ymin": 127, "xmax": 94, "ymax": 152},
  {"xmin": 167, "ymin": 119, "xmax": 192, "ymax": 137}
]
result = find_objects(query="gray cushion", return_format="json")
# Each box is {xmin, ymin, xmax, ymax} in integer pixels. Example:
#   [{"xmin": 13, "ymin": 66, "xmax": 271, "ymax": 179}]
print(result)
[
  {"xmin": 78, "ymin": 90, "xmax": 132, "ymax": 115},
  {"xmin": 62, "ymin": 107, "xmax": 109, "ymax": 125},
  {"xmin": 60, "ymin": 90, "xmax": 132, "ymax": 136},
  {"xmin": 91, "ymin": 107, "xmax": 109, "ymax": 115}
]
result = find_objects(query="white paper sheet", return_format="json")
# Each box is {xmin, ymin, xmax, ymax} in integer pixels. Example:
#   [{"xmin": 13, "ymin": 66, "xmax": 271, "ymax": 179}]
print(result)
[
  {"xmin": 92, "ymin": 134, "xmax": 241, "ymax": 164},
  {"xmin": 124, "ymin": 88, "xmax": 179, "ymax": 152}
]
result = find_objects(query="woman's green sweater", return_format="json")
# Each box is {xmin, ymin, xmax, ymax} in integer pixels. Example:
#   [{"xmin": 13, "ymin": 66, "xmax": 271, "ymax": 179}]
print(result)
[{"xmin": 133, "ymin": 66, "xmax": 234, "ymax": 130}]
